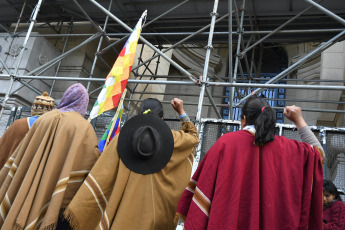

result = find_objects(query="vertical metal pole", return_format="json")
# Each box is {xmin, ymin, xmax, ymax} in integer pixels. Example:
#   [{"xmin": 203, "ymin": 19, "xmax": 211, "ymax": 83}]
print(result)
[
  {"xmin": 193, "ymin": 122, "xmax": 205, "ymax": 174},
  {"xmin": 0, "ymin": 0, "xmax": 43, "ymax": 120},
  {"xmin": 321, "ymin": 129, "xmax": 328, "ymax": 178},
  {"xmin": 49, "ymin": 20, "xmax": 73, "ymax": 96},
  {"xmin": 228, "ymin": 0, "xmax": 233, "ymax": 120},
  {"xmin": 195, "ymin": 0, "xmax": 220, "ymax": 125},
  {"xmin": 13, "ymin": 0, "xmax": 27, "ymax": 35},
  {"xmin": 87, "ymin": 0, "xmax": 113, "ymax": 91},
  {"xmin": 229, "ymin": 0, "xmax": 246, "ymax": 119}
]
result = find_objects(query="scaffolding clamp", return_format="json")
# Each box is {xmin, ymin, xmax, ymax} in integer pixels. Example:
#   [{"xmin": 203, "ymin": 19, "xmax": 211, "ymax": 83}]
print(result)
[
  {"xmin": 210, "ymin": 12, "xmax": 219, "ymax": 17},
  {"xmin": 189, "ymin": 75, "xmax": 201, "ymax": 85},
  {"xmin": 204, "ymin": 45, "xmax": 213, "ymax": 50}
]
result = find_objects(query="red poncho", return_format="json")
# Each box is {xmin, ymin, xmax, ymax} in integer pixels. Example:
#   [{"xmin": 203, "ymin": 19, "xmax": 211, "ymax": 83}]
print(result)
[{"xmin": 176, "ymin": 130, "xmax": 324, "ymax": 230}]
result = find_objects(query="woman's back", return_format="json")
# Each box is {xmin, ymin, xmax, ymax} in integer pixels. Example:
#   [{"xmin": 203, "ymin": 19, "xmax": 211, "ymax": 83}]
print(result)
[
  {"xmin": 201, "ymin": 130, "xmax": 324, "ymax": 229},
  {"xmin": 176, "ymin": 96, "xmax": 324, "ymax": 230}
]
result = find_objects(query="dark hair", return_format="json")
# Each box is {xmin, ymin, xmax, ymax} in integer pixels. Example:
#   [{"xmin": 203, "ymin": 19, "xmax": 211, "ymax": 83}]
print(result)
[
  {"xmin": 241, "ymin": 95, "xmax": 276, "ymax": 146},
  {"xmin": 139, "ymin": 98, "xmax": 164, "ymax": 118},
  {"xmin": 323, "ymin": 179, "xmax": 342, "ymax": 201}
]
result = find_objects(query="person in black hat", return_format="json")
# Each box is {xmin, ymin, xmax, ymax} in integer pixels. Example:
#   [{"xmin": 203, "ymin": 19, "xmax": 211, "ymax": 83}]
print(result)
[{"xmin": 64, "ymin": 97, "xmax": 199, "ymax": 230}]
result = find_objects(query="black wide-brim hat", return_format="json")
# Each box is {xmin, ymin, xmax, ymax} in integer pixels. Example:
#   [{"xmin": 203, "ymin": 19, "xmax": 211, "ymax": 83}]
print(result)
[{"xmin": 117, "ymin": 114, "xmax": 174, "ymax": 175}]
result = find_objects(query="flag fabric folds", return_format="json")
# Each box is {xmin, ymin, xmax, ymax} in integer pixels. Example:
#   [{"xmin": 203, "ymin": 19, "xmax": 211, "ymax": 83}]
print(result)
[
  {"xmin": 98, "ymin": 104, "xmax": 123, "ymax": 153},
  {"xmin": 89, "ymin": 10, "xmax": 146, "ymax": 120},
  {"xmin": 98, "ymin": 89, "xmax": 127, "ymax": 153}
]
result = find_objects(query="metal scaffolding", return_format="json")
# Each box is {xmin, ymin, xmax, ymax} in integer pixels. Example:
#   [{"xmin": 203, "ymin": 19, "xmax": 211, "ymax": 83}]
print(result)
[{"xmin": 0, "ymin": 0, "xmax": 345, "ymax": 177}]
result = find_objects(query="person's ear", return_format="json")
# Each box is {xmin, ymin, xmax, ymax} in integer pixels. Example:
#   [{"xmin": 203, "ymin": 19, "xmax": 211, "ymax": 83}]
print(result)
[{"xmin": 241, "ymin": 115, "xmax": 247, "ymax": 128}]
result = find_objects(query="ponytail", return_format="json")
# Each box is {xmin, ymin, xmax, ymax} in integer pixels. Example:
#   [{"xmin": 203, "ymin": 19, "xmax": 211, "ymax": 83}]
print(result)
[
  {"xmin": 241, "ymin": 96, "xmax": 276, "ymax": 146},
  {"xmin": 254, "ymin": 106, "xmax": 276, "ymax": 145}
]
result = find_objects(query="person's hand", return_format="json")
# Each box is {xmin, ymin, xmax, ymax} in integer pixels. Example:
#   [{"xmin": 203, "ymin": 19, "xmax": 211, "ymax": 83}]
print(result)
[
  {"xmin": 171, "ymin": 98, "xmax": 185, "ymax": 116},
  {"xmin": 283, "ymin": 105, "xmax": 307, "ymax": 129}
]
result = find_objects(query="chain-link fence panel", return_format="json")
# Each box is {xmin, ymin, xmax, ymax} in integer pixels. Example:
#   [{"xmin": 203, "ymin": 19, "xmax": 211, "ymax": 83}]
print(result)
[
  {"xmin": 201, "ymin": 123, "xmax": 240, "ymax": 160},
  {"xmin": 326, "ymin": 131, "xmax": 345, "ymax": 196},
  {"xmin": 281, "ymin": 128, "xmax": 320, "ymax": 142},
  {"xmin": 164, "ymin": 118, "xmax": 183, "ymax": 131}
]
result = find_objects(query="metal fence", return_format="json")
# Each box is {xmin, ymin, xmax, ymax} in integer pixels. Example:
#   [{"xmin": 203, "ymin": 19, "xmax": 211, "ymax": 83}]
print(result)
[{"xmin": 3, "ymin": 107, "xmax": 345, "ymax": 197}]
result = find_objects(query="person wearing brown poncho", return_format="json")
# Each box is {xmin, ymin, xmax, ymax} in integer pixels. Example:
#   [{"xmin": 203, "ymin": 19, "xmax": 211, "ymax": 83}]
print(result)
[
  {"xmin": 0, "ymin": 92, "xmax": 55, "ymax": 169},
  {"xmin": 64, "ymin": 98, "xmax": 199, "ymax": 230},
  {"xmin": 0, "ymin": 83, "xmax": 100, "ymax": 230}
]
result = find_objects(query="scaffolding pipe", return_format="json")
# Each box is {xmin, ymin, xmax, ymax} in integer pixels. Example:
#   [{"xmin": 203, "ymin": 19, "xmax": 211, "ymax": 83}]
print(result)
[
  {"xmin": 228, "ymin": 0, "xmax": 233, "ymax": 119},
  {"xmin": 131, "ymin": 13, "xmax": 229, "ymax": 72},
  {"xmin": 195, "ymin": 0, "xmax": 220, "ymax": 124},
  {"xmin": 235, "ymin": 29, "xmax": 345, "ymax": 106},
  {"xmin": 3, "ymin": 75, "xmax": 345, "ymax": 91},
  {"xmin": 239, "ymin": 3, "xmax": 315, "ymax": 57},
  {"xmin": 95, "ymin": 0, "xmax": 191, "ymax": 56},
  {"xmin": 304, "ymin": 0, "xmax": 345, "ymax": 26},
  {"xmin": 0, "ymin": 56, "xmax": 10, "ymax": 74},
  {"xmin": 194, "ymin": 122, "xmax": 205, "ymax": 173},
  {"xmin": 72, "ymin": 0, "xmax": 103, "ymax": 33},
  {"xmin": 0, "ymin": 0, "xmax": 43, "ymax": 120},
  {"xmin": 2, "ymin": 28, "xmax": 345, "ymax": 38},
  {"xmin": 29, "ymin": 33, "xmax": 102, "ymax": 76},
  {"xmin": 0, "ymin": 24, "xmax": 9, "ymax": 33},
  {"xmin": 13, "ymin": 0, "xmax": 27, "ymax": 34},
  {"xmin": 229, "ymin": 0, "xmax": 246, "ymax": 121},
  {"xmin": 205, "ymin": 87, "xmax": 222, "ymax": 118},
  {"xmin": 50, "ymin": 20, "xmax": 73, "ymax": 96},
  {"xmin": 123, "ymin": 98, "xmax": 222, "ymax": 107},
  {"xmin": 120, "ymin": 98, "xmax": 345, "ymax": 114},
  {"xmin": 90, "ymin": 0, "xmax": 197, "ymax": 81},
  {"xmin": 3, "ymin": 0, "xmax": 28, "ymax": 66},
  {"xmin": 126, "ymin": 45, "xmax": 149, "ymax": 118},
  {"xmin": 86, "ymin": 0, "xmax": 113, "ymax": 91},
  {"xmin": 9, "ymin": 33, "xmax": 103, "ymax": 97},
  {"xmin": 124, "ymin": 91, "xmax": 345, "ymax": 105}
]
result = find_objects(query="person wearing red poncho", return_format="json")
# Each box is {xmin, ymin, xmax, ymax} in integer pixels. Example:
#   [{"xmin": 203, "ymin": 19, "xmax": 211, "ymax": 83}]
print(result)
[
  {"xmin": 323, "ymin": 179, "xmax": 345, "ymax": 230},
  {"xmin": 176, "ymin": 96, "xmax": 325, "ymax": 230}
]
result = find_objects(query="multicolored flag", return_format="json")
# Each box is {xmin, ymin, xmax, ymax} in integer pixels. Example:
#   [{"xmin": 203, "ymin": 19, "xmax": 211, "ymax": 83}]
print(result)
[
  {"xmin": 98, "ymin": 89, "xmax": 126, "ymax": 153},
  {"xmin": 89, "ymin": 10, "xmax": 147, "ymax": 120},
  {"xmin": 98, "ymin": 104, "xmax": 124, "ymax": 153}
]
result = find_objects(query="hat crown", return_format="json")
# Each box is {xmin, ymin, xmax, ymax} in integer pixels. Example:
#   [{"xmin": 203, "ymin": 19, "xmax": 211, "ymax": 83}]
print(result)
[{"xmin": 132, "ymin": 126, "xmax": 160, "ymax": 159}]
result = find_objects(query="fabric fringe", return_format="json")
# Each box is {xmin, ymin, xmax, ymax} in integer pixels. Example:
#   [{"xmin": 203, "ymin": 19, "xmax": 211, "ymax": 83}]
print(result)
[
  {"xmin": 42, "ymin": 222, "xmax": 57, "ymax": 230},
  {"xmin": 14, "ymin": 223, "xmax": 23, "ymax": 230},
  {"xmin": 63, "ymin": 208, "xmax": 80, "ymax": 230},
  {"xmin": 14, "ymin": 221, "xmax": 57, "ymax": 230},
  {"xmin": 174, "ymin": 213, "xmax": 186, "ymax": 226}
]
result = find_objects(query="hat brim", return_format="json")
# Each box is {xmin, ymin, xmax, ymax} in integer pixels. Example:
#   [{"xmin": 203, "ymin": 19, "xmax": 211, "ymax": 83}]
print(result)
[{"xmin": 117, "ymin": 114, "xmax": 174, "ymax": 175}]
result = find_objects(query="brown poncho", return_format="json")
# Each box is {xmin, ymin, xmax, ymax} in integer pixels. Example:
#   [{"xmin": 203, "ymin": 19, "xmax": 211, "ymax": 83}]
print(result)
[
  {"xmin": 0, "ymin": 118, "xmax": 29, "ymax": 169},
  {"xmin": 0, "ymin": 110, "xmax": 99, "ymax": 230},
  {"xmin": 64, "ymin": 122, "xmax": 199, "ymax": 230}
]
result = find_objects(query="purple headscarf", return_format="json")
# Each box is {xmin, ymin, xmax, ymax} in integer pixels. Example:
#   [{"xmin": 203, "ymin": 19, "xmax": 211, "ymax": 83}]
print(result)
[{"xmin": 57, "ymin": 83, "xmax": 89, "ymax": 117}]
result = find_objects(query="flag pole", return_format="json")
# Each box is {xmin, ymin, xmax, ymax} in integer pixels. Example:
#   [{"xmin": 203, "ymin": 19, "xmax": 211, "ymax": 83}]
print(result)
[{"xmin": 104, "ymin": 88, "xmax": 127, "ymax": 149}]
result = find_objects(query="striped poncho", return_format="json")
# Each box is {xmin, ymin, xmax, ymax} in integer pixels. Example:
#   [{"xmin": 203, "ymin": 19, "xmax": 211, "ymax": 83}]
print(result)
[{"xmin": 176, "ymin": 129, "xmax": 324, "ymax": 230}]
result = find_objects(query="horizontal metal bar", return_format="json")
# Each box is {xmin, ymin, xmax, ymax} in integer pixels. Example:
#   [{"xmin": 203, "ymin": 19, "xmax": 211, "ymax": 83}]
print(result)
[
  {"xmin": 122, "ymin": 98, "xmax": 225, "ymax": 107},
  {"xmin": 1, "ymin": 29, "xmax": 343, "ymax": 38},
  {"xmin": 271, "ymin": 106, "xmax": 345, "ymax": 114},
  {"xmin": 200, "ymin": 118, "xmax": 345, "ymax": 131},
  {"xmin": 126, "ymin": 91, "xmax": 345, "ymax": 104},
  {"xmin": 207, "ymin": 82, "xmax": 345, "ymax": 90},
  {"xmin": 2, "ymin": 75, "xmax": 345, "ymax": 90}
]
